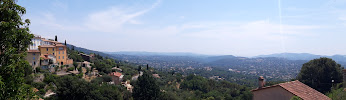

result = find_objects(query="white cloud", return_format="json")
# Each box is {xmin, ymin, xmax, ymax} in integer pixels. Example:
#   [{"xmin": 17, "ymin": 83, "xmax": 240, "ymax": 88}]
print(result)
[
  {"xmin": 179, "ymin": 20, "xmax": 319, "ymax": 40},
  {"xmin": 52, "ymin": 0, "xmax": 68, "ymax": 11},
  {"xmin": 84, "ymin": 0, "xmax": 161, "ymax": 33},
  {"xmin": 340, "ymin": 16, "xmax": 346, "ymax": 21},
  {"xmin": 95, "ymin": 20, "xmax": 321, "ymax": 56},
  {"xmin": 35, "ymin": 13, "xmax": 83, "ymax": 31}
]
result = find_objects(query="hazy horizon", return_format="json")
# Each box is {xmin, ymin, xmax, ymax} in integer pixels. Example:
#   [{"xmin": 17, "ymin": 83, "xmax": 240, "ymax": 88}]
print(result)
[
  {"xmin": 18, "ymin": 0, "xmax": 346, "ymax": 57},
  {"xmin": 102, "ymin": 50, "xmax": 346, "ymax": 58}
]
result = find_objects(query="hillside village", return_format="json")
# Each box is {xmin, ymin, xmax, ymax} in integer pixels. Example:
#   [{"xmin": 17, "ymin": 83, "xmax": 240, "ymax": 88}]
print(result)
[{"xmin": 25, "ymin": 35, "xmax": 142, "ymax": 98}]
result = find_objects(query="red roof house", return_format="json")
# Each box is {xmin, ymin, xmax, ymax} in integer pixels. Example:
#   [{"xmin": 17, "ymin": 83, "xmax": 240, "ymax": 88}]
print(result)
[
  {"xmin": 109, "ymin": 72, "xmax": 124, "ymax": 85},
  {"xmin": 252, "ymin": 80, "xmax": 330, "ymax": 100}
]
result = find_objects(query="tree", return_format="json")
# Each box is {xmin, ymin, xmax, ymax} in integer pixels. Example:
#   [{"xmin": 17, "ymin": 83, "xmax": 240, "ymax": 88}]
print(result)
[
  {"xmin": 55, "ymin": 35, "xmax": 57, "ymax": 41},
  {"xmin": 181, "ymin": 74, "xmax": 209, "ymax": 92},
  {"xmin": 55, "ymin": 75, "xmax": 122, "ymax": 100},
  {"xmin": 133, "ymin": 71, "xmax": 160, "ymax": 100},
  {"xmin": 90, "ymin": 84, "xmax": 122, "ymax": 100},
  {"xmin": 55, "ymin": 75, "xmax": 94, "ymax": 100},
  {"xmin": 297, "ymin": 57, "xmax": 343, "ymax": 93},
  {"xmin": 73, "ymin": 62, "xmax": 78, "ymax": 69},
  {"xmin": 0, "ymin": 0, "xmax": 34, "ymax": 99},
  {"xmin": 138, "ymin": 66, "xmax": 142, "ymax": 72},
  {"xmin": 64, "ymin": 40, "xmax": 66, "ymax": 45}
]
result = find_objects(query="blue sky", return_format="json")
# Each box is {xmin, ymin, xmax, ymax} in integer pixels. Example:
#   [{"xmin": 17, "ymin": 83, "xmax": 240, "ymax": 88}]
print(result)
[{"xmin": 18, "ymin": 0, "xmax": 346, "ymax": 57}]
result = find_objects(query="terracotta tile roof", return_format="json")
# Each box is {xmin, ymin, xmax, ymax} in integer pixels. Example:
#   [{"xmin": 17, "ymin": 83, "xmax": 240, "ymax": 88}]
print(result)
[
  {"xmin": 42, "ymin": 38, "xmax": 60, "ymax": 43},
  {"xmin": 252, "ymin": 80, "xmax": 330, "ymax": 100},
  {"xmin": 40, "ymin": 54, "xmax": 51, "ymax": 60},
  {"xmin": 42, "ymin": 39, "xmax": 54, "ymax": 42},
  {"xmin": 55, "ymin": 43, "xmax": 65, "ymax": 47},
  {"xmin": 152, "ymin": 74, "xmax": 160, "ymax": 78},
  {"xmin": 109, "ymin": 72, "xmax": 122, "ymax": 77},
  {"xmin": 28, "ymin": 50, "xmax": 40, "ymax": 52},
  {"xmin": 39, "ymin": 45, "xmax": 56, "ymax": 48},
  {"xmin": 52, "ymin": 41, "xmax": 60, "ymax": 43},
  {"xmin": 42, "ymin": 39, "xmax": 50, "ymax": 42},
  {"xmin": 40, "ymin": 55, "xmax": 50, "ymax": 60}
]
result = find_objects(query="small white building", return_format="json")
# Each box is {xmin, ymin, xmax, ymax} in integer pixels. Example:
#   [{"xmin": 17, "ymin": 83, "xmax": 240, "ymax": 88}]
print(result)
[{"xmin": 28, "ymin": 34, "xmax": 42, "ymax": 50}]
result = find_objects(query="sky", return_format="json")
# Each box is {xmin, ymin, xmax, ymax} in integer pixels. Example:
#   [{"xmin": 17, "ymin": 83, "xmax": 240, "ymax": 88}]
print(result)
[{"xmin": 18, "ymin": 0, "xmax": 346, "ymax": 57}]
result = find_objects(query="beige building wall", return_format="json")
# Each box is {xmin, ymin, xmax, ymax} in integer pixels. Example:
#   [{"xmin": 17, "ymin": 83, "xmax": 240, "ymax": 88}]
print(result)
[
  {"xmin": 253, "ymin": 86, "xmax": 295, "ymax": 100},
  {"xmin": 25, "ymin": 52, "xmax": 40, "ymax": 69},
  {"xmin": 56, "ymin": 46, "xmax": 68, "ymax": 65},
  {"xmin": 66, "ymin": 59, "xmax": 73, "ymax": 65},
  {"xmin": 39, "ymin": 46, "xmax": 56, "ymax": 56}
]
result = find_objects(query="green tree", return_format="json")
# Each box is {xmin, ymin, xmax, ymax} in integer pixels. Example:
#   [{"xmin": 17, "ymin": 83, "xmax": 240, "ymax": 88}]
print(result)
[
  {"xmin": 181, "ymin": 74, "xmax": 209, "ymax": 92},
  {"xmin": 55, "ymin": 35, "xmax": 57, "ymax": 41},
  {"xmin": 297, "ymin": 57, "xmax": 343, "ymax": 93},
  {"xmin": 55, "ymin": 75, "xmax": 122, "ymax": 100},
  {"xmin": 73, "ymin": 62, "xmax": 78, "ymax": 69},
  {"xmin": 55, "ymin": 75, "xmax": 94, "ymax": 100},
  {"xmin": 327, "ymin": 85, "xmax": 346, "ymax": 100},
  {"xmin": 133, "ymin": 71, "xmax": 160, "ymax": 100},
  {"xmin": 138, "ymin": 66, "xmax": 142, "ymax": 72},
  {"xmin": 0, "ymin": 0, "xmax": 35, "ymax": 99},
  {"xmin": 90, "ymin": 84, "xmax": 122, "ymax": 100}
]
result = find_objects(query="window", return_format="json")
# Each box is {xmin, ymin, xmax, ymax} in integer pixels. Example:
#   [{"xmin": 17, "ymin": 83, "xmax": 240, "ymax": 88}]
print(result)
[
  {"xmin": 53, "ymin": 48, "xmax": 54, "ymax": 51},
  {"xmin": 53, "ymin": 53, "xmax": 55, "ymax": 55},
  {"xmin": 33, "ymin": 53, "xmax": 35, "ymax": 55},
  {"xmin": 62, "ymin": 51, "xmax": 64, "ymax": 54},
  {"xmin": 59, "ymin": 47, "xmax": 63, "ymax": 50},
  {"xmin": 46, "ymin": 48, "xmax": 48, "ymax": 51},
  {"xmin": 63, "ymin": 56, "xmax": 64, "ymax": 59},
  {"xmin": 59, "ymin": 56, "xmax": 60, "ymax": 59},
  {"xmin": 59, "ymin": 51, "xmax": 60, "ymax": 54},
  {"xmin": 33, "ymin": 57, "xmax": 35, "ymax": 60}
]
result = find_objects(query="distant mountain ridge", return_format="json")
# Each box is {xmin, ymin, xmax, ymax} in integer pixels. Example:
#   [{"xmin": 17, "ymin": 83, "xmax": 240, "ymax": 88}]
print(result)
[
  {"xmin": 60, "ymin": 45, "xmax": 346, "ymax": 81},
  {"xmin": 106, "ymin": 51, "xmax": 210, "ymax": 57},
  {"xmin": 255, "ymin": 53, "xmax": 346, "ymax": 63},
  {"xmin": 65, "ymin": 44, "xmax": 113, "ymax": 58}
]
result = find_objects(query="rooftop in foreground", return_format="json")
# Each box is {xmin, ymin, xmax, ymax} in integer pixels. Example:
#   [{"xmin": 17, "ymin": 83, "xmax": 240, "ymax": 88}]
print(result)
[{"xmin": 252, "ymin": 80, "xmax": 330, "ymax": 100}]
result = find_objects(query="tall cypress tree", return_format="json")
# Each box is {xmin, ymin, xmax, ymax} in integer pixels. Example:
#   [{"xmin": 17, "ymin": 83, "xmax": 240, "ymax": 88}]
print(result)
[
  {"xmin": 55, "ymin": 35, "xmax": 58, "ymax": 41},
  {"xmin": 0, "ymin": 0, "xmax": 34, "ymax": 99},
  {"xmin": 133, "ymin": 71, "xmax": 160, "ymax": 100}
]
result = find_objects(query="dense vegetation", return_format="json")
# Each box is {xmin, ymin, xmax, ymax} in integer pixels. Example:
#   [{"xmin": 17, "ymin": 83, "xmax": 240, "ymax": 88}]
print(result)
[
  {"xmin": 327, "ymin": 83, "xmax": 346, "ymax": 100},
  {"xmin": 0, "ymin": 0, "xmax": 35, "ymax": 99},
  {"xmin": 179, "ymin": 75, "xmax": 252, "ymax": 100},
  {"xmin": 49, "ymin": 75, "xmax": 122, "ymax": 100},
  {"xmin": 297, "ymin": 57, "xmax": 343, "ymax": 93}
]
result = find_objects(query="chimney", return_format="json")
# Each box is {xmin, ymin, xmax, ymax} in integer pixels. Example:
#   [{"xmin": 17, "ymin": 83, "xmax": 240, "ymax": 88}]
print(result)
[
  {"xmin": 258, "ymin": 76, "xmax": 265, "ymax": 88},
  {"xmin": 343, "ymin": 69, "xmax": 346, "ymax": 88}
]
